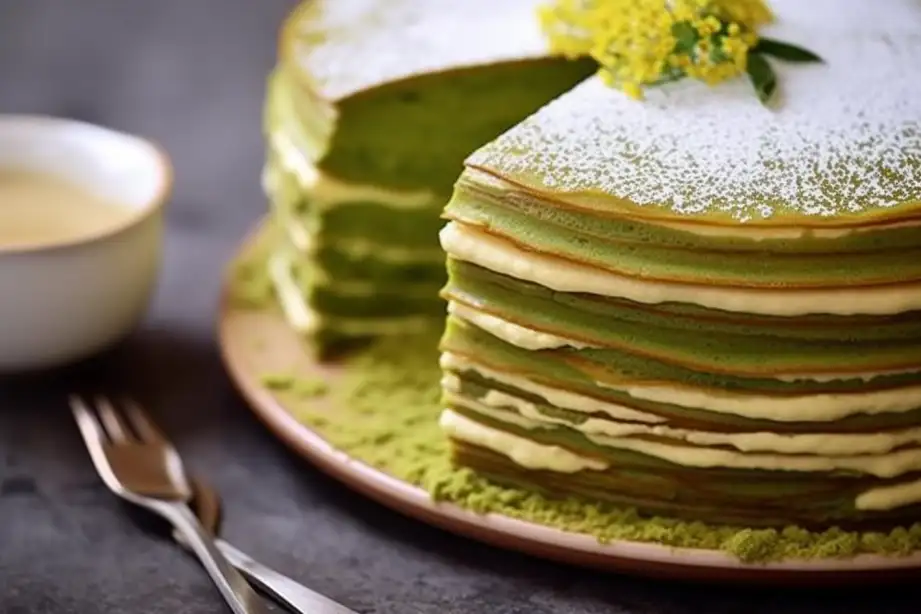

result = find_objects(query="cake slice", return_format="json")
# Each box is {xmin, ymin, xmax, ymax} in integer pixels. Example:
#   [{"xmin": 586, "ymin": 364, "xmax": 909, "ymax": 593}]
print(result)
[
  {"xmin": 438, "ymin": 15, "xmax": 921, "ymax": 529},
  {"xmin": 261, "ymin": 0, "xmax": 594, "ymax": 356}
]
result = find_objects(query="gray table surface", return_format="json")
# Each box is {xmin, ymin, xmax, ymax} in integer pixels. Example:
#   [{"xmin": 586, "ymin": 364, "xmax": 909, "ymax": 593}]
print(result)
[{"xmin": 0, "ymin": 2, "xmax": 919, "ymax": 612}]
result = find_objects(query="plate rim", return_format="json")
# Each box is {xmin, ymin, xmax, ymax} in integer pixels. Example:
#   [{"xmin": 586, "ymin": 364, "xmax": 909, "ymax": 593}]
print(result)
[{"xmin": 218, "ymin": 219, "xmax": 921, "ymax": 584}]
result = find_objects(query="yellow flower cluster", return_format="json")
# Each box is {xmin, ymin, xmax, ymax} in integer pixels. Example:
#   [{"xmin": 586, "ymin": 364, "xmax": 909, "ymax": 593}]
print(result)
[{"xmin": 538, "ymin": 0, "xmax": 775, "ymax": 99}]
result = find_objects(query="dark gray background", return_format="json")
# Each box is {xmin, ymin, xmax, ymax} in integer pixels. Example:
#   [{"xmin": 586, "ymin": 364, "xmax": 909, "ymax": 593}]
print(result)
[{"xmin": 0, "ymin": 2, "xmax": 919, "ymax": 612}]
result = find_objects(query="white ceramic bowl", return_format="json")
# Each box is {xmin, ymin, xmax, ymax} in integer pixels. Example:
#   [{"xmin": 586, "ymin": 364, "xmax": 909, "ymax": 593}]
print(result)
[{"xmin": 0, "ymin": 115, "xmax": 171, "ymax": 372}]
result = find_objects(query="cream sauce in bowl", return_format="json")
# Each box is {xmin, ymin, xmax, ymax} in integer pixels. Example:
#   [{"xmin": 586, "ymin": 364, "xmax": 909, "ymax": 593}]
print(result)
[{"xmin": 0, "ymin": 115, "xmax": 171, "ymax": 372}]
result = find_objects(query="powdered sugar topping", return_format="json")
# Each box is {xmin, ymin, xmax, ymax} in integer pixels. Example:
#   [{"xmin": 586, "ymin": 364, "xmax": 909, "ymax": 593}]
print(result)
[
  {"xmin": 288, "ymin": 0, "xmax": 552, "ymax": 100},
  {"xmin": 469, "ymin": 25, "xmax": 921, "ymax": 222}
]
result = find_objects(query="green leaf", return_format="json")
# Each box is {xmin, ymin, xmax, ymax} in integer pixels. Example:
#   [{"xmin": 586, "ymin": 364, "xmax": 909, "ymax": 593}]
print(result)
[
  {"xmin": 746, "ymin": 52, "xmax": 777, "ymax": 104},
  {"xmin": 671, "ymin": 21, "xmax": 699, "ymax": 54},
  {"xmin": 753, "ymin": 38, "xmax": 823, "ymax": 63},
  {"xmin": 650, "ymin": 66, "xmax": 686, "ymax": 86},
  {"xmin": 710, "ymin": 37, "xmax": 730, "ymax": 64}
]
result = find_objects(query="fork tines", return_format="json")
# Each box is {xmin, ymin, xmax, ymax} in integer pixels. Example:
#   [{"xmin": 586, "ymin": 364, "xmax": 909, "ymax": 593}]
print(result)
[{"xmin": 70, "ymin": 395, "xmax": 165, "ymax": 444}]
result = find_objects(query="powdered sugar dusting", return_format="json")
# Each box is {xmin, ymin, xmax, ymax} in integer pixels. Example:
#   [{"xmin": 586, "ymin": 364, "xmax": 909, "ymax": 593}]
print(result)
[
  {"xmin": 288, "ymin": 0, "xmax": 552, "ymax": 101},
  {"xmin": 768, "ymin": 0, "xmax": 921, "ymax": 34},
  {"xmin": 469, "ymin": 29, "xmax": 921, "ymax": 222}
]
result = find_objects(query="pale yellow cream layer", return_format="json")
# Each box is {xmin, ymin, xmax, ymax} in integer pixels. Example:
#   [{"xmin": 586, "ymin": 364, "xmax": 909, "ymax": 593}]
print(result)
[
  {"xmin": 316, "ymin": 237, "xmax": 444, "ymax": 263},
  {"xmin": 448, "ymin": 301, "xmax": 590, "ymax": 350},
  {"xmin": 451, "ymin": 397, "xmax": 921, "ymax": 478},
  {"xmin": 855, "ymin": 478, "xmax": 921, "ymax": 511},
  {"xmin": 450, "ymin": 301, "xmax": 910, "ymax": 383},
  {"xmin": 441, "ymin": 408, "xmax": 918, "ymax": 512},
  {"xmin": 446, "ymin": 387, "xmax": 921, "ymax": 456},
  {"xmin": 268, "ymin": 249, "xmax": 317, "ymax": 333},
  {"xmin": 440, "ymin": 353, "xmax": 666, "ymax": 424},
  {"xmin": 774, "ymin": 366, "xmax": 921, "ymax": 383},
  {"xmin": 268, "ymin": 249, "xmax": 436, "ymax": 336},
  {"xmin": 271, "ymin": 131, "xmax": 438, "ymax": 210},
  {"xmin": 311, "ymin": 275, "xmax": 439, "ymax": 298},
  {"xmin": 440, "ymin": 221, "xmax": 921, "ymax": 316},
  {"xmin": 651, "ymin": 217, "xmax": 921, "ymax": 240},
  {"xmin": 440, "ymin": 409, "xmax": 608, "ymax": 473},
  {"xmin": 441, "ymin": 349, "xmax": 921, "ymax": 423},
  {"xmin": 620, "ymin": 381, "xmax": 921, "ymax": 423}
]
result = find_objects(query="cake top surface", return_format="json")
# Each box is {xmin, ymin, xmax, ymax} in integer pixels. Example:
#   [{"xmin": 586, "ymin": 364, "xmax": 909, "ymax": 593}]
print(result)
[
  {"xmin": 284, "ymin": 0, "xmax": 555, "ymax": 101},
  {"xmin": 467, "ymin": 0, "xmax": 921, "ymax": 225}
]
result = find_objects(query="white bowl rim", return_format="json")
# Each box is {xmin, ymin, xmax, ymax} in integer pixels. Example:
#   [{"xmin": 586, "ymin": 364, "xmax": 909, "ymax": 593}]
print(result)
[{"xmin": 0, "ymin": 114, "xmax": 173, "ymax": 256}]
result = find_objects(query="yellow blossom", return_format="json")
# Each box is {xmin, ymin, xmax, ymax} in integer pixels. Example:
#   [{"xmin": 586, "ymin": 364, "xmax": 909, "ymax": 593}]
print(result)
[
  {"xmin": 714, "ymin": 0, "xmax": 775, "ymax": 29},
  {"xmin": 539, "ymin": 0, "xmax": 774, "ymax": 99},
  {"xmin": 721, "ymin": 36, "xmax": 750, "ymax": 70},
  {"xmin": 694, "ymin": 15, "xmax": 722, "ymax": 37}
]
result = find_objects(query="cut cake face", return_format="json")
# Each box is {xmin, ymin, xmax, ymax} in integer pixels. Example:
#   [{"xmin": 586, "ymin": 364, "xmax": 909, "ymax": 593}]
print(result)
[
  {"xmin": 438, "ymin": 1, "xmax": 921, "ymax": 529},
  {"xmin": 262, "ymin": 0, "xmax": 594, "ymax": 356}
]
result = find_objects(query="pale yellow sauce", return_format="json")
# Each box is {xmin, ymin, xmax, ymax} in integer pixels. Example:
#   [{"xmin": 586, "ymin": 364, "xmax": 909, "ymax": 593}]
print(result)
[{"xmin": 0, "ymin": 169, "xmax": 133, "ymax": 248}]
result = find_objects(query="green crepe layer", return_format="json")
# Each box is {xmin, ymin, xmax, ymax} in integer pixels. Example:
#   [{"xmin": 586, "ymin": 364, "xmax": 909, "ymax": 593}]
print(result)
[
  {"xmin": 446, "ymin": 184, "xmax": 921, "ymax": 288},
  {"xmin": 290, "ymin": 259, "xmax": 444, "ymax": 320},
  {"xmin": 445, "ymin": 259, "xmax": 921, "ymax": 344},
  {"xmin": 302, "ymin": 245, "xmax": 444, "ymax": 288},
  {"xmin": 441, "ymin": 312, "xmax": 921, "ymax": 396},
  {"xmin": 260, "ymin": 6, "xmax": 595, "ymax": 355},
  {"xmin": 442, "ymin": 260, "xmax": 921, "ymax": 380},
  {"xmin": 444, "ymin": 361, "xmax": 921, "ymax": 435},
  {"xmin": 298, "ymin": 203, "xmax": 446, "ymax": 251},
  {"xmin": 457, "ymin": 172, "xmax": 921, "ymax": 254}
]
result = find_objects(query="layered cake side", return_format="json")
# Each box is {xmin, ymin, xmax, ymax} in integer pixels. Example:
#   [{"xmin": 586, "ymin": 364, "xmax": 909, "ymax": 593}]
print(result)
[
  {"xmin": 437, "ymin": 24, "xmax": 921, "ymax": 529},
  {"xmin": 260, "ymin": 0, "xmax": 594, "ymax": 357}
]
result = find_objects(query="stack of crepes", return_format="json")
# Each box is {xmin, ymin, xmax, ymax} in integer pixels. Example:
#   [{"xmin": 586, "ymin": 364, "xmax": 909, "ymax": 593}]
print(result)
[
  {"xmin": 259, "ymin": 0, "xmax": 593, "ymax": 356},
  {"xmin": 437, "ymin": 27, "xmax": 921, "ymax": 528}
]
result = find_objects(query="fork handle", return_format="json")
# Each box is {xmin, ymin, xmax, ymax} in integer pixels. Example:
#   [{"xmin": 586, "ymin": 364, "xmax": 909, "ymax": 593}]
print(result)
[
  {"xmin": 215, "ymin": 539, "xmax": 360, "ymax": 614},
  {"xmin": 161, "ymin": 503, "xmax": 270, "ymax": 614}
]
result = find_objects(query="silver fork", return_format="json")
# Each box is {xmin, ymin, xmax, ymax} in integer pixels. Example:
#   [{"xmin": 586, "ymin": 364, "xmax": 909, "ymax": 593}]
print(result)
[{"xmin": 70, "ymin": 395, "xmax": 269, "ymax": 614}]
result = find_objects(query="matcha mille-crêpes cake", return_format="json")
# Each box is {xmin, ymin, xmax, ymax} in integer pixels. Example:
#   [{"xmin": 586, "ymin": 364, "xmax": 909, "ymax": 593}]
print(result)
[
  {"xmin": 438, "ymin": 19, "xmax": 921, "ymax": 529},
  {"xmin": 261, "ymin": 0, "xmax": 594, "ymax": 356}
]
